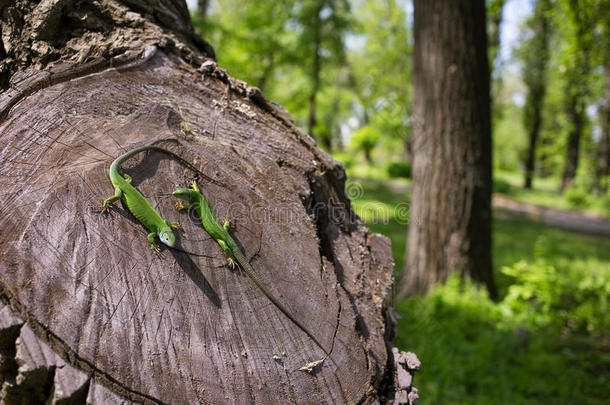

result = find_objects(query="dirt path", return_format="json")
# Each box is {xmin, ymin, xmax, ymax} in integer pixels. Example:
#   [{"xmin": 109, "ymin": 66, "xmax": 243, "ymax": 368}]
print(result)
[
  {"xmin": 356, "ymin": 178, "xmax": 610, "ymax": 238},
  {"xmin": 493, "ymin": 195, "xmax": 610, "ymax": 238}
]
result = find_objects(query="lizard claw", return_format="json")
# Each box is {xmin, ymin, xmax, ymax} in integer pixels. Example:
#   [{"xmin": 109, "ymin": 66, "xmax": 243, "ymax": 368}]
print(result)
[
  {"xmin": 152, "ymin": 244, "xmax": 161, "ymax": 254},
  {"xmin": 169, "ymin": 222, "xmax": 180, "ymax": 229},
  {"xmin": 175, "ymin": 202, "xmax": 185, "ymax": 210},
  {"xmin": 227, "ymin": 257, "xmax": 236, "ymax": 269},
  {"xmin": 222, "ymin": 216, "xmax": 234, "ymax": 230},
  {"xmin": 92, "ymin": 198, "xmax": 109, "ymax": 214}
]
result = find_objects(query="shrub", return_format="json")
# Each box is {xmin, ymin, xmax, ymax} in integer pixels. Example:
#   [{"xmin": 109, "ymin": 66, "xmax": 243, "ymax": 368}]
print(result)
[
  {"xmin": 351, "ymin": 126, "xmax": 380, "ymax": 163},
  {"xmin": 501, "ymin": 236, "xmax": 610, "ymax": 336},
  {"xmin": 564, "ymin": 186, "xmax": 592, "ymax": 209},
  {"xmin": 332, "ymin": 152, "xmax": 354, "ymax": 170},
  {"xmin": 601, "ymin": 190, "xmax": 610, "ymax": 217},
  {"xmin": 386, "ymin": 161, "xmax": 411, "ymax": 179},
  {"xmin": 493, "ymin": 178, "xmax": 512, "ymax": 194}
]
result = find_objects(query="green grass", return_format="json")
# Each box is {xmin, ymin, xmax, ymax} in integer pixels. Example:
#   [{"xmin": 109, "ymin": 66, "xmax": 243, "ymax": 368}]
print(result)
[
  {"xmin": 349, "ymin": 177, "xmax": 409, "ymax": 274},
  {"xmin": 347, "ymin": 176, "xmax": 610, "ymax": 404},
  {"xmin": 494, "ymin": 170, "xmax": 610, "ymax": 218}
]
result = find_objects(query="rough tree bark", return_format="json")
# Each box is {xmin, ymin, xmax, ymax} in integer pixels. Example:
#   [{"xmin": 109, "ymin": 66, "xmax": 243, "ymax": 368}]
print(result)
[
  {"xmin": 399, "ymin": 0, "xmax": 497, "ymax": 299},
  {"xmin": 0, "ymin": 1, "xmax": 418, "ymax": 404}
]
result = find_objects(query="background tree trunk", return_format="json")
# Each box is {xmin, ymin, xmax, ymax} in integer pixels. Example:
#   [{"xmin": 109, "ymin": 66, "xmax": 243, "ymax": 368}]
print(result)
[
  {"xmin": 487, "ymin": 0, "xmax": 507, "ymax": 68},
  {"xmin": 559, "ymin": 2, "xmax": 593, "ymax": 193},
  {"xmin": 523, "ymin": 0, "xmax": 551, "ymax": 189},
  {"xmin": 560, "ymin": 94, "xmax": 586, "ymax": 193},
  {"xmin": 307, "ymin": 1, "xmax": 324, "ymax": 147},
  {"xmin": 0, "ymin": 1, "xmax": 417, "ymax": 403},
  {"xmin": 399, "ymin": 0, "xmax": 497, "ymax": 299},
  {"xmin": 595, "ymin": 63, "xmax": 610, "ymax": 193}
]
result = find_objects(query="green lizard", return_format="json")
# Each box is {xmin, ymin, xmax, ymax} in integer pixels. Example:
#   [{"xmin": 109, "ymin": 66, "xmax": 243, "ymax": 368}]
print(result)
[
  {"xmin": 99, "ymin": 145, "xmax": 180, "ymax": 252},
  {"xmin": 173, "ymin": 181, "xmax": 334, "ymax": 363}
]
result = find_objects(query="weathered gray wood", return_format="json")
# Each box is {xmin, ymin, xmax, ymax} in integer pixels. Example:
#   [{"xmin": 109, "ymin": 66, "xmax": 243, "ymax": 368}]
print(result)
[
  {"xmin": 0, "ymin": 46, "xmax": 402, "ymax": 404},
  {"xmin": 0, "ymin": 0, "xmax": 415, "ymax": 403}
]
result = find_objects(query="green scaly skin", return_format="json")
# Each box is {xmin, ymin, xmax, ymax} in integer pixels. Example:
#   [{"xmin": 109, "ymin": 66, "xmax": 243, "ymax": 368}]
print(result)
[
  {"xmin": 100, "ymin": 145, "xmax": 179, "ymax": 252},
  {"xmin": 173, "ymin": 181, "xmax": 333, "ymax": 362}
]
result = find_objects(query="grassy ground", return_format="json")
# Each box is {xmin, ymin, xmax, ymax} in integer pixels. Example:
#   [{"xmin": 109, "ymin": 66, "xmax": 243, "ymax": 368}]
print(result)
[
  {"xmin": 494, "ymin": 170, "xmax": 610, "ymax": 218},
  {"xmin": 347, "ymin": 174, "xmax": 610, "ymax": 404}
]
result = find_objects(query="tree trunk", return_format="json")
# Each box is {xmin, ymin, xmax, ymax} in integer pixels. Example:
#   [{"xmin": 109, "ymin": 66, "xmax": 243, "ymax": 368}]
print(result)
[
  {"xmin": 524, "ymin": 106, "xmax": 543, "ymax": 189},
  {"xmin": 487, "ymin": 0, "xmax": 506, "ymax": 68},
  {"xmin": 308, "ymin": 1, "xmax": 323, "ymax": 146},
  {"xmin": 198, "ymin": 0, "xmax": 210, "ymax": 20},
  {"xmin": 559, "ymin": 4, "xmax": 592, "ymax": 194},
  {"xmin": 399, "ymin": 0, "xmax": 497, "ymax": 299},
  {"xmin": 560, "ymin": 95, "xmax": 585, "ymax": 193},
  {"xmin": 0, "ymin": 1, "xmax": 417, "ymax": 403},
  {"xmin": 595, "ymin": 64, "xmax": 610, "ymax": 193},
  {"xmin": 523, "ymin": 0, "xmax": 551, "ymax": 189}
]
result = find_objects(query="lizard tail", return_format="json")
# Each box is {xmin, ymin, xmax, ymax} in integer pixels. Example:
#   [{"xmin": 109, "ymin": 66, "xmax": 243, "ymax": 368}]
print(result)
[{"xmin": 232, "ymin": 249, "xmax": 337, "ymax": 367}]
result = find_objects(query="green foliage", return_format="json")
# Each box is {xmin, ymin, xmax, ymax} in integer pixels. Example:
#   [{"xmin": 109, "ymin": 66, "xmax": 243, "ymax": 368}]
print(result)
[
  {"xmin": 564, "ymin": 184, "xmax": 593, "ymax": 208},
  {"xmin": 493, "ymin": 177, "xmax": 512, "ymax": 194},
  {"xmin": 601, "ymin": 189, "xmax": 610, "ymax": 216},
  {"xmin": 347, "ymin": 176, "xmax": 610, "ymax": 403},
  {"xmin": 396, "ymin": 272, "xmax": 610, "ymax": 404},
  {"xmin": 194, "ymin": 0, "xmax": 354, "ymax": 150},
  {"xmin": 501, "ymin": 238, "xmax": 609, "ymax": 335},
  {"xmin": 350, "ymin": 126, "xmax": 379, "ymax": 162},
  {"xmin": 347, "ymin": 0, "xmax": 412, "ymax": 158},
  {"xmin": 332, "ymin": 151, "xmax": 354, "ymax": 170},
  {"xmin": 386, "ymin": 161, "xmax": 411, "ymax": 179},
  {"xmin": 395, "ymin": 225, "xmax": 610, "ymax": 403},
  {"xmin": 492, "ymin": 80, "xmax": 529, "ymax": 172}
]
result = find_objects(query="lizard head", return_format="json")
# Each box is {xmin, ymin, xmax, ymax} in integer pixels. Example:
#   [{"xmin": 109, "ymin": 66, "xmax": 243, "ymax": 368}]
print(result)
[
  {"xmin": 172, "ymin": 187, "xmax": 195, "ymax": 201},
  {"xmin": 158, "ymin": 229, "xmax": 176, "ymax": 247}
]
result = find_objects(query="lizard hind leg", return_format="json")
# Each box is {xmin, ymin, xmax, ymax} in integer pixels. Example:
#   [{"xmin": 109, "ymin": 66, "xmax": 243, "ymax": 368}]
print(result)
[
  {"xmin": 98, "ymin": 186, "xmax": 122, "ymax": 214},
  {"xmin": 217, "ymin": 240, "xmax": 236, "ymax": 269},
  {"xmin": 175, "ymin": 201, "xmax": 189, "ymax": 211}
]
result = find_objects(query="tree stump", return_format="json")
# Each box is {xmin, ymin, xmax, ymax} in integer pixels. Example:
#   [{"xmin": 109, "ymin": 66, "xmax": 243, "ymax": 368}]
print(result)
[{"xmin": 0, "ymin": 1, "xmax": 418, "ymax": 403}]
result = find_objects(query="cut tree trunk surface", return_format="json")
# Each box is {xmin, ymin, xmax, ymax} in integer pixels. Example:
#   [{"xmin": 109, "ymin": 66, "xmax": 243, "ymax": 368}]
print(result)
[{"xmin": 0, "ymin": 45, "xmax": 413, "ymax": 404}]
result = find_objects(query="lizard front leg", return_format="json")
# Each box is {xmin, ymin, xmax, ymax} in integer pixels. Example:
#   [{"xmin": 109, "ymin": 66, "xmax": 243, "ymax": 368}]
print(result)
[
  {"xmin": 165, "ymin": 220, "xmax": 180, "ymax": 229},
  {"xmin": 147, "ymin": 232, "xmax": 161, "ymax": 253},
  {"xmin": 175, "ymin": 201, "xmax": 191, "ymax": 211}
]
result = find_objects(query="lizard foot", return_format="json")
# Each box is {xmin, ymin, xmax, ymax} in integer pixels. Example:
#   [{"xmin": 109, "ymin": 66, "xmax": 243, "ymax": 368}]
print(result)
[
  {"xmin": 93, "ymin": 199, "xmax": 110, "ymax": 214},
  {"xmin": 175, "ymin": 202, "xmax": 185, "ymax": 211},
  {"xmin": 151, "ymin": 243, "xmax": 161, "ymax": 254},
  {"xmin": 227, "ymin": 257, "xmax": 236, "ymax": 269},
  {"xmin": 169, "ymin": 222, "xmax": 180, "ymax": 229},
  {"xmin": 222, "ymin": 216, "xmax": 235, "ymax": 231}
]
